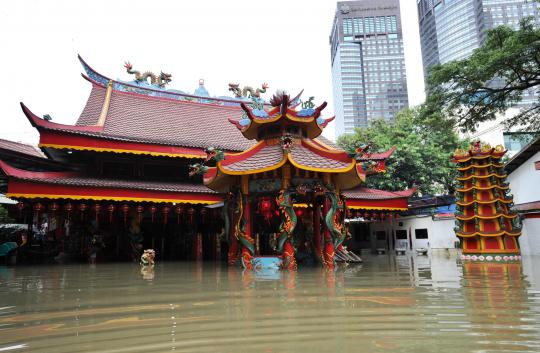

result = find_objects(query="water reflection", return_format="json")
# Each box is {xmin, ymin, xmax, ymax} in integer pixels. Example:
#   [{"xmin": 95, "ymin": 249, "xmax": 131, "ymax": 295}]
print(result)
[{"xmin": 0, "ymin": 254, "xmax": 539, "ymax": 352}]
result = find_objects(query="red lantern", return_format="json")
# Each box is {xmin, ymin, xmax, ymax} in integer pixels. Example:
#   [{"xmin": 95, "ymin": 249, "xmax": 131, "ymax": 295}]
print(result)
[
  {"xmin": 162, "ymin": 206, "xmax": 170, "ymax": 224},
  {"xmin": 258, "ymin": 197, "xmax": 274, "ymax": 222},
  {"xmin": 33, "ymin": 202, "xmax": 44, "ymax": 213},
  {"xmin": 107, "ymin": 204, "xmax": 116, "ymax": 223},
  {"xmin": 122, "ymin": 204, "xmax": 130, "ymax": 225},
  {"xmin": 187, "ymin": 207, "xmax": 195, "ymax": 224},
  {"xmin": 150, "ymin": 205, "xmax": 157, "ymax": 223},
  {"xmin": 295, "ymin": 208, "xmax": 304, "ymax": 217},
  {"xmin": 16, "ymin": 202, "xmax": 25, "ymax": 219},
  {"xmin": 64, "ymin": 202, "xmax": 73, "ymax": 221},
  {"xmin": 92, "ymin": 204, "xmax": 102, "ymax": 223},
  {"xmin": 136, "ymin": 205, "xmax": 144, "ymax": 223},
  {"xmin": 200, "ymin": 207, "xmax": 207, "ymax": 224},
  {"xmin": 49, "ymin": 202, "xmax": 59, "ymax": 213},
  {"xmin": 78, "ymin": 203, "xmax": 88, "ymax": 220},
  {"xmin": 175, "ymin": 205, "xmax": 184, "ymax": 224},
  {"xmin": 363, "ymin": 211, "xmax": 369, "ymax": 220}
]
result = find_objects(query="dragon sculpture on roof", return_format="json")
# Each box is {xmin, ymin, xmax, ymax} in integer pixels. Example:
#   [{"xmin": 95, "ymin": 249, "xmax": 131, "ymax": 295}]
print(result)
[
  {"xmin": 228, "ymin": 83, "xmax": 268, "ymax": 98},
  {"xmin": 124, "ymin": 61, "xmax": 172, "ymax": 87}
]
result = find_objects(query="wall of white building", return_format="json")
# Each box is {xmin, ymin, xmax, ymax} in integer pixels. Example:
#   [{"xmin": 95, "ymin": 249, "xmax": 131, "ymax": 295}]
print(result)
[
  {"xmin": 508, "ymin": 149, "xmax": 540, "ymax": 256},
  {"xmin": 347, "ymin": 215, "xmax": 459, "ymax": 253}
]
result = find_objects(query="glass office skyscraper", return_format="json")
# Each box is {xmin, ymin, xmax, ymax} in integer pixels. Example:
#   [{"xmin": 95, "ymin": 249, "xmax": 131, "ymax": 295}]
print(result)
[
  {"xmin": 330, "ymin": 0, "xmax": 409, "ymax": 137},
  {"xmin": 418, "ymin": 0, "xmax": 539, "ymax": 78}
]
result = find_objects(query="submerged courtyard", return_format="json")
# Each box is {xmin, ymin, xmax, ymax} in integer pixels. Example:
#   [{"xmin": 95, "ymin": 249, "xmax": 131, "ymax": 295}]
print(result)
[{"xmin": 1, "ymin": 252, "xmax": 540, "ymax": 352}]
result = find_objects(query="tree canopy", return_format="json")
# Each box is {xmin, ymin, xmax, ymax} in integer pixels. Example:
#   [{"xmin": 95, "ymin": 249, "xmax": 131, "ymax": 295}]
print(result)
[
  {"xmin": 426, "ymin": 19, "xmax": 540, "ymax": 133},
  {"xmin": 338, "ymin": 108, "xmax": 467, "ymax": 196}
]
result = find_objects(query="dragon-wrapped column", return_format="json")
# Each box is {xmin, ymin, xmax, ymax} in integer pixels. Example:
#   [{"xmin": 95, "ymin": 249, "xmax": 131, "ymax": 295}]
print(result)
[
  {"xmin": 276, "ymin": 189, "xmax": 298, "ymax": 270},
  {"xmin": 237, "ymin": 176, "xmax": 256, "ymax": 269}
]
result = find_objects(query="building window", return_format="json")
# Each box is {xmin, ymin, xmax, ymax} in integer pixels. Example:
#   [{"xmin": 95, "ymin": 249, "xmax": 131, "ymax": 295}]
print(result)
[
  {"xmin": 503, "ymin": 132, "xmax": 535, "ymax": 153},
  {"xmin": 415, "ymin": 229, "xmax": 428, "ymax": 239},
  {"xmin": 396, "ymin": 230, "xmax": 408, "ymax": 239}
]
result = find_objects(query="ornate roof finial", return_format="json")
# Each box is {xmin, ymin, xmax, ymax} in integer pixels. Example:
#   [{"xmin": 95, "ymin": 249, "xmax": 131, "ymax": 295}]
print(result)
[
  {"xmin": 228, "ymin": 83, "xmax": 269, "ymax": 98},
  {"xmin": 199, "ymin": 79, "xmax": 205, "ymax": 86}
]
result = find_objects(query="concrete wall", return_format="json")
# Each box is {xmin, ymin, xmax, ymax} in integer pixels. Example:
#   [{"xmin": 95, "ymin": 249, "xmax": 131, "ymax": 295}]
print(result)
[
  {"xmin": 347, "ymin": 216, "xmax": 459, "ymax": 253},
  {"xmin": 508, "ymin": 149, "xmax": 540, "ymax": 205},
  {"xmin": 507, "ymin": 149, "xmax": 540, "ymax": 256}
]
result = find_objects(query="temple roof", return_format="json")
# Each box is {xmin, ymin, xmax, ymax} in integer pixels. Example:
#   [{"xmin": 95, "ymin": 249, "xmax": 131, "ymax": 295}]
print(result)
[
  {"xmin": 0, "ymin": 138, "xmax": 46, "ymax": 159},
  {"xmin": 343, "ymin": 187, "xmax": 415, "ymax": 200},
  {"xmin": 0, "ymin": 160, "xmax": 219, "ymax": 204},
  {"xmin": 23, "ymin": 56, "xmax": 337, "ymax": 158}
]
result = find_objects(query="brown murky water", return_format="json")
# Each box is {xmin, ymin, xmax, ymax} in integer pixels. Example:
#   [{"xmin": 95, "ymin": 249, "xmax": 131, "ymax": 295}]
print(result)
[{"xmin": 1, "ymin": 253, "xmax": 540, "ymax": 352}]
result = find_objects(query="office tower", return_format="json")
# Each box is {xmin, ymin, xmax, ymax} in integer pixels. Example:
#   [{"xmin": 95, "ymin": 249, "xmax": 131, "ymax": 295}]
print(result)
[
  {"xmin": 418, "ymin": 0, "xmax": 540, "ymax": 78},
  {"xmin": 330, "ymin": 0, "xmax": 409, "ymax": 137}
]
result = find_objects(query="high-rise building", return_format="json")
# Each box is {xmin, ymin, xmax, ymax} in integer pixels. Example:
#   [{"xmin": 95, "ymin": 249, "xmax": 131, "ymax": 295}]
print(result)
[
  {"xmin": 418, "ymin": 0, "xmax": 540, "ymax": 78},
  {"xmin": 418, "ymin": 0, "xmax": 539, "ymax": 154},
  {"xmin": 330, "ymin": 0, "xmax": 409, "ymax": 137}
]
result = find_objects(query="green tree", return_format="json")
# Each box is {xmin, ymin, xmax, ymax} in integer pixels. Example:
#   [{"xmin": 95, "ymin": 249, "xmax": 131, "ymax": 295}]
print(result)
[
  {"xmin": 426, "ymin": 19, "xmax": 540, "ymax": 133},
  {"xmin": 0, "ymin": 205, "xmax": 13, "ymax": 223},
  {"xmin": 338, "ymin": 108, "xmax": 467, "ymax": 195}
]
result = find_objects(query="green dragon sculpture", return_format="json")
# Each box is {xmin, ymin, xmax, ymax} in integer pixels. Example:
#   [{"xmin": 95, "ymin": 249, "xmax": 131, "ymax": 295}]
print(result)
[
  {"xmin": 188, "ymin": 163, "xmax": 208, "ymax": 177},
  {"xmin": 124, "ymin": 61, "xmax": 172, "ymax": 87},
  {"xmin": 234, "ymin": 191, "xmax": 255, "ymax": 269},
  {"xmin": 325, "ymin": 192, "xmax": 349, "ymax": 251},
  {"xmin": 276, "ymin": 188, "xmax": 297, "ymax": 269},
  {"xmin": 204, "ymin": 147, "xmax": 225, "ymax": 163},
  {"xmin": 228, "ymin": 83, "xmax": 269, "ymax": 98}
]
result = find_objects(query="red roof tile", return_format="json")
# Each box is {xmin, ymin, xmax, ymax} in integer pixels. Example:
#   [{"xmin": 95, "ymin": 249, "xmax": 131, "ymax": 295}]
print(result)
[
  {"xmin": 222, "ymin": 145, "xmax": 283, "ymax": 172},
  {"xmin": 290, "ymin": 145, "xmax": 351, "ymax": 170},
  {"xmin": 344, "ymin": 187, "xmax": 415, "ymax": 200},
  {"xmin": 0, "ymin": 138, "xmax": 46, "ymax": 159}
]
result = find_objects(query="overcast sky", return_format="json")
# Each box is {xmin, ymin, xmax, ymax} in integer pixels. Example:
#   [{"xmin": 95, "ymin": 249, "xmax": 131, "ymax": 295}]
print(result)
[{"xmin": 0, "ymin": 0, "xmax": 424, "ymax": 144}]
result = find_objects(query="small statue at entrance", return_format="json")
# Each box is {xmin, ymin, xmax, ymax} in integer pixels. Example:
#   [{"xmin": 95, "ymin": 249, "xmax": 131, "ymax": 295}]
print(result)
[{"xmin": 140, "ymin": 249, "xmax": 156, "ymax": 266}]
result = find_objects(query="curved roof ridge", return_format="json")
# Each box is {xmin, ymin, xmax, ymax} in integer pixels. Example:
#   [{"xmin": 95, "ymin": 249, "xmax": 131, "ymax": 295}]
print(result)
[{"xmin": 78, "ymin": 55, "xmax": 251, "ymax": 107}]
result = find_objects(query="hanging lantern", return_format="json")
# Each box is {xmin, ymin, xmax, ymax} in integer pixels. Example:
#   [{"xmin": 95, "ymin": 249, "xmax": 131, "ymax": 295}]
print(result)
[
  {"xmin": 49, "ymin": 202, "xmax": 59, "ymax": 213},
  {"xmin": 92, "ymin": 204, "xmax": 102, "ymax": 223},
  {"xmin": 33, "ymin": 202, "xmax": 44, "ymax": 213},
  {"xmin": 200, "ymin": 207, "xmax": 207, "ymax": 224},
  {"xmin": 388, "ymin": 212, "xmax": 394, "ymax": 220},
  {"xmin": 136, "ymin": 205, "xmax": 144, "ymax": 223},
  {"xmin": 122, "ymin": 204, "xmax": 130, "ymax": 226},
  {"xmin": 150, "ymin": 204, "xmax": 157, "ymax": 223},
  {"xmin": 16, "ymin": 202, "xmax": 25, "ymax": 219},
  {"xmin": 175, "ymin": 205, "xmax": 184, "ymax": 224},
  {"xmin": 64, "ymin": 202, "xmax": 73, "ymax": 221},
  {"xmin": 78, "ymin": 203, "xmax": 88, "ymax": 220},
  {"xmin": 363, "ymin": 211, "xmax": 370, "ymax": 220},
  {"xmin": 107, "ymin": 204, "xmax": 116, "ymax": 223},
  {"xmin": 187, "ymin": 206, "xmax": 195, "ymax": 225},
  {"xmin": 162, "ymin": 206, "xmax": 170, "ymax": 225},
  {"xmin": 295, "ymin": 208, "xmax": 304, "ymax": 218},
  {"xmin": 258, "ymin": 197, "xmax": 274, "ymax": 222}
]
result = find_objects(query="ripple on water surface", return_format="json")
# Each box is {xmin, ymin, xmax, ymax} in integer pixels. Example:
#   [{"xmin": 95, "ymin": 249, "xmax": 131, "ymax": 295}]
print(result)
[{"xmin": 1, "ymin": 254, "xmax": 540, "ymax": 353}]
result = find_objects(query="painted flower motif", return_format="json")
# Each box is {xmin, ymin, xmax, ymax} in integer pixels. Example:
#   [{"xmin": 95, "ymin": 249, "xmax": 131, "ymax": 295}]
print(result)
[
  {"xmin": 465, "ymin": 255, "xmax": 471, "ymax": 260},
  {"xmin": 486, "ymin": 256, "xmax": 493, "ymax": 261},
  {"xmin": 471, "ymin": 255, "xmax": 478, "ymax": 261},
  {"xmin": 503, "ymin": 256, "xmax": 509, "ymax": 261},
  {"xmin": 517, "ymin": 256, "xmax": 522, "ymax": 260},
  {"xmin": 495, "ymin": 256, "xmax": 502, "ymax": 261},
  {"xmin": 460, "ymin": 255, "xmax": 466, "ymax": 260},
  {"xmin": 478, "ymin": 255, "xmax": 485, "ymax": 261}
]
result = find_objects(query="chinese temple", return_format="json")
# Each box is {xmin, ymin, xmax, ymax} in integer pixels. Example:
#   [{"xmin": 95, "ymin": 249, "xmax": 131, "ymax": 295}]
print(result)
[
  {"xmin": 0, "ymin": 56, "xmax": 414, "ymax": 265},
  {"xmin": 452, "ymin": 142, "xmax": 522, "ymax": 261}
]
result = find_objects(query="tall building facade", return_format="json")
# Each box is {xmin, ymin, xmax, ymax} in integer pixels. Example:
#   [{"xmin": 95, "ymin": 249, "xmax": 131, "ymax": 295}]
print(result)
[
  {"xmin": 418, "ymin": 0, "xmax": 540, "ymax": 78},
  {"xmin": 330, "ymin": 0, "xmax": 409, "ymax": 137},
  {"xmin": 418, "ymin": 0, "xmax": 539, "ymax": 153}
]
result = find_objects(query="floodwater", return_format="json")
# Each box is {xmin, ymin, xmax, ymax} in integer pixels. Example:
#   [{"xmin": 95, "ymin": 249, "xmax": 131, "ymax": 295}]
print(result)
[{"xmin": 1, "ymin": 253, "xmax": 540, "ymax": 353}]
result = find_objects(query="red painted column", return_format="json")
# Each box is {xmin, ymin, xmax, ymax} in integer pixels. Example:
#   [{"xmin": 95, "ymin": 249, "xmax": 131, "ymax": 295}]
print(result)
[
  {"xmin": 323, "ymin": 197, "xmax": 335, "ymax": 269},
  {"xmin": 313, "ymin": 201, "xmax": 322, "ymax": 264},
  {"xmin": 194, "ymin": 233, "xmax": 203, "ymax": 261},
  {"xmin": 227, "ymin": 204, "xmax": 239, "ymax": 265},
  {"xmin": 241, "ymin": 195, "xmax": 254, "ymax": 269}
]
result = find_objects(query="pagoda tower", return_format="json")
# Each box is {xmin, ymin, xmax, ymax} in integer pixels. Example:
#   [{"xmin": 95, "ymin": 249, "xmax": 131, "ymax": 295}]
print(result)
[
  {"xmin": 192, "ymin": 91, "xmax": 394, "ymax": 270},
  {"xmin": 452, "ymin": 142, "xmax": 522, "ymax": 261}
]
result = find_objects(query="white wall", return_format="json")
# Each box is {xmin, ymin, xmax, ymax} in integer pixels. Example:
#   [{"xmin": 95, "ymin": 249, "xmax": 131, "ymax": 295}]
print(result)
[
  {"xmin": 507, "ymin": 149, "xmax": 540, "ymax": 205},
  {"xmin": 348, "ymin": 216, "xmax": 458, "ymax": 252},
  {"xmin": 520, "ymin": 218, "xmax": 540, "ymax": 256}
]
